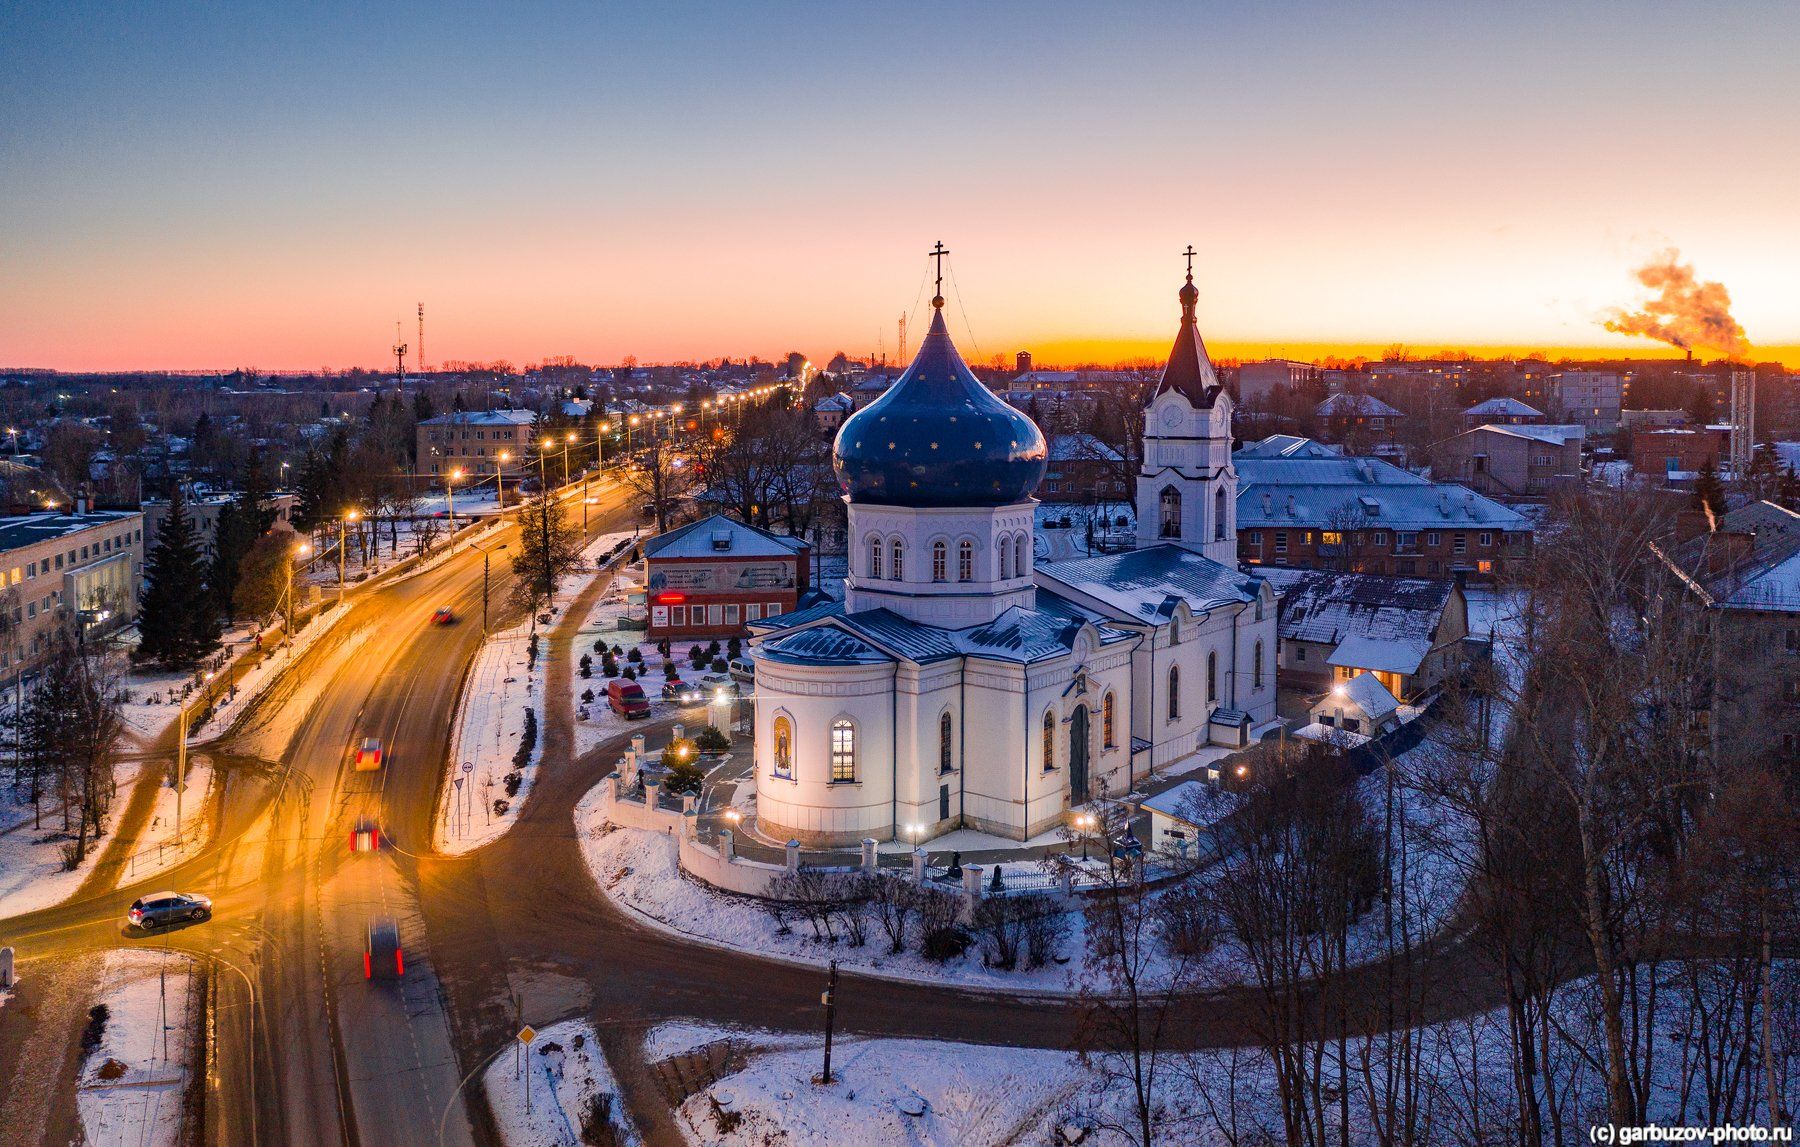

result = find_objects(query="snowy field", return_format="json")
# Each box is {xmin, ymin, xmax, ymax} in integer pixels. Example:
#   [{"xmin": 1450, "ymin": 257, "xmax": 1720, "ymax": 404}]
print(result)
[
  {"xmin": 483, "ymin": 1018, "xmax": 639, "ymax": 1147},
  {"xmin": 434, "ymin": 530, "xmax": 638, "ymax": 855},
  {"xmin": 658, "ymin": 957, "xmax": 1800, "ymax": 1147},
  {"xmin": 0, "ymin": 757, "xmax": 151, "ymax": 919},
  {"xmin": 76, "ymin": 949, "xmax": 199, "ymax": 1147},
  {"xmin": 115, "ymin": 762, "xmax": 212, "ymax": 887}
]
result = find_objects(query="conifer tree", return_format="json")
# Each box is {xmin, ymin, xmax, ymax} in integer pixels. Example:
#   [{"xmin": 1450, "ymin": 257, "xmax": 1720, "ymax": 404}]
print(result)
[
  {"xmin": 1692, "ymin": 459, "xmax": 1728, "ymax": 520},
  {"xmin": 210, "ymin": 452, "xmax": 277, "ymax": 621},
  {"xmin": 134, "ymin": 488, "xmax": 222, "ymax": 666}
]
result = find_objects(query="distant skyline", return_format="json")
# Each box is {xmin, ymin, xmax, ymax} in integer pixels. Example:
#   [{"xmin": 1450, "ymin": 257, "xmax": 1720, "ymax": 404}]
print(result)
[{"xmin": 4, "ymin": 2, "xmax": 1798, "ymax": 371}]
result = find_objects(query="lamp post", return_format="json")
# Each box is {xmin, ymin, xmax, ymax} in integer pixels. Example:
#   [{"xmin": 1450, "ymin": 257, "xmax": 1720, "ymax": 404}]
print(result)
[
  {"xmin": 285, "ymin": 541, "xmax": 311, "ymax": 656},
  {"xmin": 561, "ymin": 431, "xmax": 577, "ymax": 489},
  {"xmin": 446, "ymin": 468, "xmax": 464, "ymax": 550},
  {"xmin": 337, "ymin": 510, "xmax": 359, "ymax": 604},
  {"xmin": 474, "ymin": 539, "xmax": 510, "ymax": 632},
  {"xmin": 496, "ymin": 451, "xmax": 511, "ymax": 511},
  {"xmin": 535, "ymin": 438, "xmax": 554, "ymax": 609},
  {"xmin": 627, "ymin": 415, "xmax": 639, "ymax": 455},
  {"xmin": 4, "ymin": 427, "xmax": 16, "ymax": 457}
]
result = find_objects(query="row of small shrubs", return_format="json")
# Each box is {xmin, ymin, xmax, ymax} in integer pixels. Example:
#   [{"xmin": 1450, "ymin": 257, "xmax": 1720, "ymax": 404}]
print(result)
[{"xmin": 762, "ymin": 869, "xmax": 1068, "ymax": 972}]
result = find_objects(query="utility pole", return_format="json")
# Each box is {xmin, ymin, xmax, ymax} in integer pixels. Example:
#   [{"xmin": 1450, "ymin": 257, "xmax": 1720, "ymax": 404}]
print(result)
[
  {"xmin": 819, "ymin": 959, "xmax": 839, "ymax": 1085},
  {"xmin": 393, "ymin": 321, "xmax": 408, "ymax": 387}
]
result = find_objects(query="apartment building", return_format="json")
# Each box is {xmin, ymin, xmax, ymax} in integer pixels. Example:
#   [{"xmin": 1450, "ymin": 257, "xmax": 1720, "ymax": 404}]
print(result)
[{"xmin": 0, "ymin": 509, "xmax": 144, "ymax": 670}]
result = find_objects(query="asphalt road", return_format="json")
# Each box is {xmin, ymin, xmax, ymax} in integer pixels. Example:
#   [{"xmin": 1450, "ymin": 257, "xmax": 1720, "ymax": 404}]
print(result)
[{"xmin": 1, "ymin": 474, "xmax": 1509, "ymax": 1147}]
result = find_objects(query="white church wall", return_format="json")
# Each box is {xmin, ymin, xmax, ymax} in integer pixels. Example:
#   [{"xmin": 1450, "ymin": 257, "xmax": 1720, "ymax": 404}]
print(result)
[
  {"xmin": 892, "ymin": 662, "xmax": 966, "ymax": 839},
  {"xmin": 754, "ymin": 658, "xmax": 899, "ymax": 847}
]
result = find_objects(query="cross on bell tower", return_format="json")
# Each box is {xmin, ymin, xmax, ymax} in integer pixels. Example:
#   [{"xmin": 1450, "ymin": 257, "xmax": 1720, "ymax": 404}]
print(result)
[{"xmin": 929, "ymin": 241, "xmax": 948, "ymax": 308}]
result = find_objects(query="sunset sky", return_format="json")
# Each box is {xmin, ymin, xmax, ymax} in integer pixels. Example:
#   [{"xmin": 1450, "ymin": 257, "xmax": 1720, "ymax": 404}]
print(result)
[{"xmin": 4, "ymin": 1, "xmax": 1798, "ymax": 371}]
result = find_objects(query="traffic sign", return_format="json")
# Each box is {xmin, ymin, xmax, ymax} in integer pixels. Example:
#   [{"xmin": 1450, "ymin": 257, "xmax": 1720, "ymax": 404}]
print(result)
[{"xmin": 517, "ymin": 1025, "xmax": 536, "ymax": 1045}]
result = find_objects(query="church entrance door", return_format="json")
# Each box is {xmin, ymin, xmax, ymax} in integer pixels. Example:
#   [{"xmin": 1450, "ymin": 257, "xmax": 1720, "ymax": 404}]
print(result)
[{"xmin": 1069, "ymin": 706, "xmax": 1090, "ymax": 805}]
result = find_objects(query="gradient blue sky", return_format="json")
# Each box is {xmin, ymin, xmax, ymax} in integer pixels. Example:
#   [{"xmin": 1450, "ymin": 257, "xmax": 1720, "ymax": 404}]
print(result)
[{"xmin": 4, "ymin": 1, "xmax": 1798, "ymax": 369}]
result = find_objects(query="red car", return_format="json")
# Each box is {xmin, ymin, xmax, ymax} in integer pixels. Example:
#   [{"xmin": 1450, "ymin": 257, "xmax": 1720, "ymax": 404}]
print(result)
[
  {"xmin": 431, "ymin": 607, "xmax": 455, "ymax": 625},
  {"xmin": 349, "ymin": 817, "xmax": 381, "ymax": 854}
]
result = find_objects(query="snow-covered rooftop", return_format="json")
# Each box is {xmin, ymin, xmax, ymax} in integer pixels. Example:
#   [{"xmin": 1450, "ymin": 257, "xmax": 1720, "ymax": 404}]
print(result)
[{"xmin": 1037, "ymin": 543, "xmax": 1264, "ymax": 623}]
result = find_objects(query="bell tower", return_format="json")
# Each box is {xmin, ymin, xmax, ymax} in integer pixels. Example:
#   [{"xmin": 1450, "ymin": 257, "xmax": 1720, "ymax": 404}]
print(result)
[{"xmin": 1136, "ymin": 248, "xmax": 1237, "ymax": 564}]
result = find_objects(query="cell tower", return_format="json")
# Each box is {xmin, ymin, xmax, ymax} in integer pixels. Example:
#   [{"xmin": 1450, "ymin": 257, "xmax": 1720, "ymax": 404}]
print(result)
[
  {"xmin": 417, "ymin": 302, "xmax": 425, "ymax": 374},
  {"xmin": 392, "ymin": 321, "xmax": 409, "ymax": 387}
]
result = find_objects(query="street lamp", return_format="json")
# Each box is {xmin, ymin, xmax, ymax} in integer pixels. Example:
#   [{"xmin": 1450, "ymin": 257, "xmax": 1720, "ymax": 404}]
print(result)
[
  {"xmin": 496, "ymin": 451, "xmax": 511, "ymax": 510},
  {"xmin": 562, "ymin": 430, "xmax": 578, "ymax": 488},
  {"xmin": 285, "ymin": 541, "xmax": 311, "ymax": 656},
  {"xmin": 627, "ymin": 415, "xmax": 640, "ymax": 454},
  {"xmin": 337, "ymin": 510, "xmax": 359, "ymax": 603},
  {"xmin": 473, "ymin": 539, "xmax": 510, "ymax": 632},
  {"xmin": 447, "ymin": 468, "xmax": 464, "ymax": 549}
]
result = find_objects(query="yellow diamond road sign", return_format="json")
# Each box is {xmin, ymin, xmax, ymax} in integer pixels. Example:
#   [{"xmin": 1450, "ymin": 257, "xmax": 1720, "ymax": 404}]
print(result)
[{"xmin": 517, "ymin": 1025, "xmax": 536, "ymax": 1044}]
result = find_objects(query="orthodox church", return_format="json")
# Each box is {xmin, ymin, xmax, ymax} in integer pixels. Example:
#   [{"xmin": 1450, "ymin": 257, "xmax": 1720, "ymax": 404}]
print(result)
[{"xmin": 747, "ymin": 258, "xmax": 1278, "ymax": 846}]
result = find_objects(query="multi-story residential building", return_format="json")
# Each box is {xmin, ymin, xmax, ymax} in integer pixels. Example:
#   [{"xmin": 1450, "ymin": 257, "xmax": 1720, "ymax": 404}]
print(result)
[
  {"xmin": 0, "ymin": 508, "xmax": 144, "ymax": 671},
  {"xmin": 1238, "ymin": 359, "xmax": 1320, "ymax": 405},
  {"xmin": 1546, "ymin": 371, "xmax": 1625, "ymax": 433},
  {"xmin": 1234, "ymin": 436, "xmax": 1531, "ymax": 580},
  {"xmin": 1434, "ymin": 423, "xmax": 1585, "ymax": 498},
  {"xmin": 1040, "ymin": 433, "xmax": 1127, "ymax": 503},
  {"xmin": 142, "ymin": 491, "xmax": 298, "ymax": 558},
  {"xmin": 1316, "ymin": 392, "xmax": 1404, "ymax": 440},
  {"xmin": 1462, "ymin": 397, "xmax": 1543, "ymax": 429},
  {"xmin": 1619, "ymin": 408, "xmax": 1688, "ymax": 432},
  {"xmin": 416, "ymin": 410, "xmax": 537, "ymax": 480}
]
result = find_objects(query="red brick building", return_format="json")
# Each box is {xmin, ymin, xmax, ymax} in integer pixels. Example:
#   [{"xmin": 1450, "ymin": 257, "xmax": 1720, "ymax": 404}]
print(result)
[
  {"xmin": 642, "ymin": 514, "xmax": 810, "ymax": 640},
  {"xmin": 1629, "ymin": 426, "xmax": 1731, "ymax": 481}
]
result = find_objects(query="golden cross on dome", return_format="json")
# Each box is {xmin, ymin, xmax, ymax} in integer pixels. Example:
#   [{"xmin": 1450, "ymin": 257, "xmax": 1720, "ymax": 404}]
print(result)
[{"xmin": 929, "ymin": 241, "xmax": 949, "ymax": 307}]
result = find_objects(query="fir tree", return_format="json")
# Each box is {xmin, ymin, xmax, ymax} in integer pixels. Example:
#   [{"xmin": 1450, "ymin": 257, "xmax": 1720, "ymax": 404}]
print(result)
[
  {"xmin": 1692, "ymin": 459, "xmax": 1727, "ymax": 520},
  {"xmin": 210, "ymin": 452, "xmax": 277, "ymax": 621},
  {"xmin": 508, "ymin": 491, "xmax": 582, "ymax": 615},
  {"xmin": 134, "ymin": 488, "xmax": 222, "ymax": 667}
]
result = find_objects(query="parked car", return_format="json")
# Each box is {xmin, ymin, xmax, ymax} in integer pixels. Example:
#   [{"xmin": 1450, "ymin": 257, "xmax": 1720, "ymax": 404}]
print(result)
[
  {"xmin": 354, "ymin": 737, "xmax": 383, "ymax": 771},
  {"xmin": 430, "ymin": 607, "xmax": 455, "ymax": 625},
  {"xmin": 364, "ymin": 917, "xmax": 403, "ymax": 980},
  {"xmin": 127, "ymin": 891, "xmax": 212, "ymax": 931},
  {"xmin": 662, "ymin": 678, "xmax": 702, "ymax": 704},
  {"xmin": 698, "ymin": 673, "xmax": 739, "ymax": 700},
  {"xmin": 727, "ymin": 656, "xmax": 755, "ymax": 682},
  {"xmin": 606, "ymin": 679, "xmax": 651, "ymax": 719}
]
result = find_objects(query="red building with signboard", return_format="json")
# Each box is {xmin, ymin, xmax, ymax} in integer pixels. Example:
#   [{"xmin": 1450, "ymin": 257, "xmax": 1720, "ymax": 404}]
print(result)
[{"xmin": 642, "ymin": 514, "xmax": 811, "ymax": 639}]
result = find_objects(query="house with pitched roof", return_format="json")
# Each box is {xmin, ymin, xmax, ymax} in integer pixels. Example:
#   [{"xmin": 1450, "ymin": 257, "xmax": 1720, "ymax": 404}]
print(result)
[{"xmin": 1255, "ymin": 567, "xmax": 1468, "ymax": 701}]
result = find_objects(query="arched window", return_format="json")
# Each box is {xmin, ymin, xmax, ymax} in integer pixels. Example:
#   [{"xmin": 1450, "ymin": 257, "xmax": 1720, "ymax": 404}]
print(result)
[
  {"xmin": 773, "ymin": 716, "xmax": 793, "ymax": 779},
  {"xmin": 889, "ymin": 538, "xmax": 904, "ymax": 581},
  {"xmin": 957, "ymin": 539, "xmax": 974, "ymax": 582},
  {"xmin": 1207, "ymin": 650, "xmax": 1218, "ymax": 702},
  {"xmin": 998, "ymin": 535, "xmax": 1012, "ymax": 579},
  {"xmin": 830, "ymin": 719, "xmax": 857, "ymax": 782},
  {"xmin": 868, "ymin": 536, "xmax": 883, "ymax": 580},
  {"xmin": 1255, "ymin": 595, "xmax": 1264, "ymax": 622},
  {"xmin": 939, "ymin": 712, "xmax": 954, "ymax": 774},
  {"xmin": 1015, "ymin": 534, "xmax": 1028, "ymax": 577},
  {"xmin": 1253, "ymin": 641, "xmax": 1264, "ymax": 689},
  {"xmin": 1102, "ymin": 691, "xmax": 1116, "ymax": 747},
  {"xmin": 1159, "ymin": 485, "xmax": 1181, "ymax": 538},
  {"xmin": 1167, "ymin": 665, "xmax": 1180, "ymax": 720},
  {"xmin": 1042, "ymin": 709, "xmax": 1056, "ymax": 770},
  {"xmin": 1214, "ymin": 484, "xmax": 1228, "ymax": 541},
  {"xmin": 931, "ymin": 540, "xmax": 947, "ymax": 582}
]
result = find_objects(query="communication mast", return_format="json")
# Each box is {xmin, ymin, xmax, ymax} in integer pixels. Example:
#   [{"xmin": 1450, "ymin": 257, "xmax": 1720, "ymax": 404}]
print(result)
[
  {"xmin": 898, "ymin": 314, "xmax": 908, "ymax": 364},
  {"xmin": 417, "ymin": 302, "xmax": 425, "ymax": 374},
  {"xmin": 392, "ymin": 321, "xmax": 409, "ymax": 387}
]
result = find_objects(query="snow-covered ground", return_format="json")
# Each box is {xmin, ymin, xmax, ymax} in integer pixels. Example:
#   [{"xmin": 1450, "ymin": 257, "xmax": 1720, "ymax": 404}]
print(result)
[
  {"xmin": 76, "ymin": 949, "xmax": 199, "ymax": 1147},
  {"xmin": 576, "ymin": 808, "xmax": 1107, "ymax": 995},
  {"xmin": 660, "ymin": 956, "xmax": 1800, "ymax": 1146},
  {"xmin": 434, "ymin": 530, "xmax": 639, "ymax": 855},
  {"xmin": 115, "ymin": 763, "xmax": 212, "ymax": 887},
  {"xmin": 436, "ymin": 623, "xmax": 543, "ymax": 855},
  {"xmin": 484, "ymin": 1018, "xmax": 639, "ymax": 1147},
  {"xmin": 0, "ymin": 758, "xmax": 151, "ymax": 919}
]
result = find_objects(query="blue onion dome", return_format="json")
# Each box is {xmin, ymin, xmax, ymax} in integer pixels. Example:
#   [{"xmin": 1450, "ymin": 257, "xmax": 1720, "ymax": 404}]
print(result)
[{"xmin": 833, "ymin": 305, "xmax": 1047, "ymax": 507}]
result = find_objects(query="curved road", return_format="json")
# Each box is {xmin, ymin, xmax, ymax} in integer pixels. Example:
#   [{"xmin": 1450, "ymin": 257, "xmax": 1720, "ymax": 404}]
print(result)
[{"xmin": 0, "ymin": 478, "xmax": 1503, "ymax": 1146}]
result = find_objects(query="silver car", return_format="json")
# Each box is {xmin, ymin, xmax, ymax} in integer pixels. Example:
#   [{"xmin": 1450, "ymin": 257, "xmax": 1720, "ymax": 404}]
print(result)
[{"xmin": 127, "ymin": 891, "xmax": 212, "ymax": 930}]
